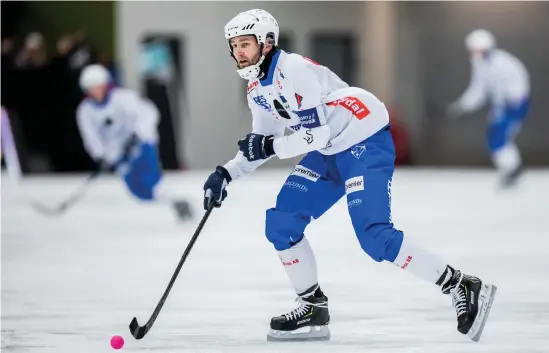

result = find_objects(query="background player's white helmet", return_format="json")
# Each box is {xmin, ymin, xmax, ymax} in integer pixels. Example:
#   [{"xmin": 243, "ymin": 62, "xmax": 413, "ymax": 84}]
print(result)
[
  {"xmin": 79, "ymin": 64, "xmax": 111, "ymax": 91},
  {"xmin": 465, "ymin": 29, "xmax": 496, "ymax": 52},
  {"xmin": 224, "ymin": 9, "xmax": 279, "ymax": 80}
]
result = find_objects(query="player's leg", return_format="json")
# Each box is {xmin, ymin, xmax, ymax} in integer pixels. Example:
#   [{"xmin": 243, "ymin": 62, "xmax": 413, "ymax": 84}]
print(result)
[
  {"xmin": 122, "ymin": 143, "xmax": 192, "ymax": 220},
  {"xmin": 487, "ymin": 98, "xmax": 530, "ymax": 187},
  {"xmin": 338, "ymin": 126, "xmax": 497, "ymax": 342},
  {"xmin": 265, "ymin": 151, "xmax": 344, "ymax": 341}
]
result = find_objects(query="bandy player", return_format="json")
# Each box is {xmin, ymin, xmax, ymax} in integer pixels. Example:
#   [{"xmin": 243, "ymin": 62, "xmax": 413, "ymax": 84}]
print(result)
[
  {"xmin": 203, "ymin": 9, "xmax": 497, "ymax": 342},
  {"xmin": 77, "ymin": 64, "xmax": 192, "ymax": 221}
]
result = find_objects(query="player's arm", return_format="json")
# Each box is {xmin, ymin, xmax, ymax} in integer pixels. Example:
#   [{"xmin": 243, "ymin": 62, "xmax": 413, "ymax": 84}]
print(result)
[
  {"xmin": 454, "ymin": 60, "xmax": 487, "ymax": 113},
  {"xmin": 271, "ymin": 59, "xmax": 330, "ymax": 159},
  {"xmin": 76, "ymin": 104, "xmax": 105, "ymax": 162},
  {"xmin": 224, "ymin": 96, "xmax": 286, "ymax": 181},
  {"xmin": 202, "ymin": 95, "xmax": 285, "ymax": 210}
]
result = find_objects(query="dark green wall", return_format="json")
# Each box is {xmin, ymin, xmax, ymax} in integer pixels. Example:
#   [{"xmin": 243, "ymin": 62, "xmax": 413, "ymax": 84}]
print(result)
[{"xmin": 24, "ymin": 1, "xmax": 115, "ymax": 58}]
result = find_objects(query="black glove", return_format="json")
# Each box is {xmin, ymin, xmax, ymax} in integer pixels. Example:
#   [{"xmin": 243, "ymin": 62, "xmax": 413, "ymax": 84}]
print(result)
[
  {"xmin": 121, "ymin": 133, "xmax": 140, "ymax": 161},
  {"xmin": 237, "ymin": 133, "xmax": 275, "ymax": 162},
  {"xmin": 95, "ymin": 158, "xmax": 114, "ymax": 173},
  {"xmin": 203, "ymin": 166, "xmax": 232, "ymax": 210}
]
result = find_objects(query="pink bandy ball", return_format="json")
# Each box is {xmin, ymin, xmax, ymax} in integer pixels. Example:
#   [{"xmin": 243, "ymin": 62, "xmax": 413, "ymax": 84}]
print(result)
[{"xmin": 110, "ymin": 335, "xmax": 124, "ymax": 350}]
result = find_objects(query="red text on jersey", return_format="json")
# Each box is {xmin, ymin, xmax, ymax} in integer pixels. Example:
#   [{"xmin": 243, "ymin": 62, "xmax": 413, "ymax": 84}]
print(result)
[{"xmin": 326, "ymin": 96, "xmax": 371, "ymax": 120}]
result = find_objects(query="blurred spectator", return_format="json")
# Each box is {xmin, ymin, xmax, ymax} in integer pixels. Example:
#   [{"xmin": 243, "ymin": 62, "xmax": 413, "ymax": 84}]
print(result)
[
  {"xmin": 2, "ymin": 37, "xmax": 16, "ymax": 69},
  {"xmin": 67, "ymin": 31, "xmax": 97, "ymax": 71},
  {"xmin": 1, "ymin": 37, "xmax": 17, "ymax": 108},
  {"xmin": 15, "ymin": 32, "xmax": 48, "ymax": 69},
  {"xmin": 1, "ymin": 29, "xmax": 107, "ymax": 172}
]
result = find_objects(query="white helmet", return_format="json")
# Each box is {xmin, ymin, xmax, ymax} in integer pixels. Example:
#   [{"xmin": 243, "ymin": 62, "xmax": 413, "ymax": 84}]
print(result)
[
  {"xmin": 465, "ymin": 29, "xmax": 496, "ymax": 52},
  {"xmin": 79, "ymin": 64, "xmax": 111, "ymax": 90},
  {"xmin": 224, "ymin": 9, "xmax": 279, "ymax": 80}
]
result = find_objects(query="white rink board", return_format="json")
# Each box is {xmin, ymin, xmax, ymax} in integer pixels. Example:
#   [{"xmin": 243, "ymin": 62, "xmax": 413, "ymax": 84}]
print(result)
[{"xmin": 2, "ymin": 169, "xmax": 549, "ymax": 353}]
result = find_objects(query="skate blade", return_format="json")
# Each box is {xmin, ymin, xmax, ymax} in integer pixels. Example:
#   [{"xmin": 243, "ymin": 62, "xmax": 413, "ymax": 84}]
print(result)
[
  {"xmin": 267, "ymin": 325, "xmax": 330, "ymax": 341},
  {"xmin": 468, "ymin": 283, "xmax": 497, "ymax": 342}
]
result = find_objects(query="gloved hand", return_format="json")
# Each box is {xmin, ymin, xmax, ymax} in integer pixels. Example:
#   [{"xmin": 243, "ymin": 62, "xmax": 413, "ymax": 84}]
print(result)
[
  {"xmin": 446, "ymin": 102, "xmax": 463, "ymax": 120},
  {"xmin": 95, "ymin": 158, "xmax": 114, "ymax": 173},
  {"xmin": 203, "ymin": 166, "xmax": 232, "ymax": 210},
  {"xmin": 121, "ymin": 133, "xmax": 140, "ymax": 161},
  {"xmin": 237, "ymin": 133, "xmax": 275, "ymax": 162}
]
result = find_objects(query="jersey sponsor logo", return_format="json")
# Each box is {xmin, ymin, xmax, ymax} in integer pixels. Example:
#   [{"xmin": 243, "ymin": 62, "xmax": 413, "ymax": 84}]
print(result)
[
  {"xmin": 295, "ymin": 93, "xmax": 303, "ymax": 109},
  {"xmin": 296, "ymin": 108, "xmax": 321, "ymax": 128},
  {"xmin": 345, "ymin": 176, "xmax": 364, "ymax": 194},
  {"xmin": 273, "ymin": 99, "xmax": 291, "ymax": 119},
  {"xmin": 284, "ymin": 180, "xmax": 308, "ymax": 192},
  {"xmin": 253, "ymin": 95, "xmax": 272, "ymax": 112},
  {"xmin": 303, "ymin": 129, "xmax": 314, "ymax": 145},
  {"xmin": 327, "ymin": 96, "xmax": 371, "ymax": 120},
  {"xmin": 247, "ymin": 80, "xmax": 259, "ymax": 93},
  {"xmin": 289, "ymin": 124, "xmax": 301, "ymax": 132},
  {"xmin": 348, "ymin": 198, "xmax": 362, "ymax": 208},
  {"xmin": 291, "ymin": 165, "xmax": 320, "ymax": 182},
  {"xmin": 351, "ymin": 145, "xmax": 366, "ymax": 159}
]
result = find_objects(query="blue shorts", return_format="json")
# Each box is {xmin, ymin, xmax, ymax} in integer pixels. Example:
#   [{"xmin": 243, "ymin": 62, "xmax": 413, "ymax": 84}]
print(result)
[
  {"xmin": 122, "ymin": 143, "xmax": 162, "ymax": 201},
  {"xmin": 265, "ymin": 126, "xmax": 404, "ymax": 263},
  {"xmin": 487, "ymin": 98, "xmax": 530, "ymax": 151}
]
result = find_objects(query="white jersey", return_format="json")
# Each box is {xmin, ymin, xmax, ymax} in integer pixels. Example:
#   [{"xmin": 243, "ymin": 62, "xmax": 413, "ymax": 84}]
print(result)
[
  {"xmin": 456, "ymin": 49, "xmax": 530, "ymax": 115},
  {"xmin": 224, "ymin": 50, "xmax": 389, "ymax": 181},
  {"xmin": 76, "ymin": 88, "xmax": 159, "ymax": 164}
]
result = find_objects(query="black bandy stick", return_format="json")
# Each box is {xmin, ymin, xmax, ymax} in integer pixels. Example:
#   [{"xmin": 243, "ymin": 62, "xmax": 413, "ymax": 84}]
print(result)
[
  {"xmin": 129, "ymin": 202, "xmax": 215, "ymax": 339},
  {"xmin": 31, "ymin": 169, "xmax": 101, "ymax": 216}
]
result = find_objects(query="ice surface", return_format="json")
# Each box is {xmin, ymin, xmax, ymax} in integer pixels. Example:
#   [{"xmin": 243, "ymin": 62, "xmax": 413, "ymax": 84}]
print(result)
[{"xmin": 2, "ymin": 169, "xmax": 549, "ymax": 353}]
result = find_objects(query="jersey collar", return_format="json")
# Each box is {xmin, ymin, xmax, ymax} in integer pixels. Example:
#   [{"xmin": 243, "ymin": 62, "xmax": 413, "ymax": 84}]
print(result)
[{"xmin": 259, "ymin": 49, "xmax": 281, "ymax": 87}]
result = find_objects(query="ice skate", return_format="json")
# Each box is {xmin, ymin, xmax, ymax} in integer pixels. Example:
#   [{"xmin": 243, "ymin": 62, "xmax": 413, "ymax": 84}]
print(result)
[
  {"xmin": 173, "ymin": 200, "xmax": 192, "ymax": 221},
  {"xmin": 500, "ymin": 166, "xmax": 523, "ymax": 189},
  {"xmin": 442, "ymin": 267, "xmax": 497, "ymax": 342},
  {"xmin": 267, "ymin": 287, "xmax": 330, "ymax": 341}
]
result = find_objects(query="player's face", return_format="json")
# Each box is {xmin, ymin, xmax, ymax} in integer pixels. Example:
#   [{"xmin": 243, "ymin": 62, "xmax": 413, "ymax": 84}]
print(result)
[
  {"xmin": 87, "ymin": 85, "xmax": 108, "ymax": 101},
  {"xmin": 230, "ymin": 36, "xmax": 261, "ymax": 68},
  {"xmin": 470, "ymin": 50, "xmax": 486, "ymax": 61}
]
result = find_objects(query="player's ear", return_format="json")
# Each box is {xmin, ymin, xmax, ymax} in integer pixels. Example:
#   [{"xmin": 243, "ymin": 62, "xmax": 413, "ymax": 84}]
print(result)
[{"xmin": 263, "ymin": 43, "xmax": 274, "ymax": 56}]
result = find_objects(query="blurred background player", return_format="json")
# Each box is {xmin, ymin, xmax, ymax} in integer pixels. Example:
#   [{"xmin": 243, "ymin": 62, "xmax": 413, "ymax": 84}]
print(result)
[
  {"xmin": 203, "ymin": 9, "xmax": 497, "ymax": 343},
  {"xmin": 448, "ymin": 29, "xmax": 530, "ymax": 188},
  {"xmin": 76, "ymin": 64, "xmax": 192, "ymax": 221}
]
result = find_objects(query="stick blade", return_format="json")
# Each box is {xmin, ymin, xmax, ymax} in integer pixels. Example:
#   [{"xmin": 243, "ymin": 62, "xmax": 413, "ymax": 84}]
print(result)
[
  {"xmin": 129, "ymin": 317, "xmax": 147, "ymax": 339},
  {"xmin": 31, "ymin": 202, "xmax": 63, "ymax": 217}
]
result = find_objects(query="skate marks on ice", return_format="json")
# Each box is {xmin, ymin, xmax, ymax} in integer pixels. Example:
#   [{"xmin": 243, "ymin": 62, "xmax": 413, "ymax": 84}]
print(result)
[{"xmin": 1, "ymin": 171, "xmax": 549, "ymax": 352}]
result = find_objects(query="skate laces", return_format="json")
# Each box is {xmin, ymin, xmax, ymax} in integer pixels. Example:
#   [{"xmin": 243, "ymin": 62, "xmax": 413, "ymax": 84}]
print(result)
[
  {"xmin": 450, "ymin": 273, "xmax": 467, "ymax": 317},
  {"xmin": 283, "ymin": 295, "xmax": 327, "ymax": 321},
  {"xmin": 284, "ymin": 297, "xmax": 311, "ymax": 321}
]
